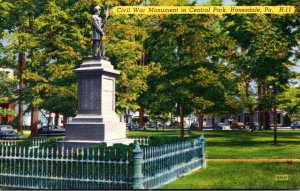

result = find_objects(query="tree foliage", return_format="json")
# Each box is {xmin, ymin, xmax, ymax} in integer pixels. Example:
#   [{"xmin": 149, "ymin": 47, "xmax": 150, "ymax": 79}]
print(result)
[
  {"xmin": 0, "ymin": 0, "xmax": 299, "ymax": 140},
  {"xmin": 0, "ymin": 72, "xmax": 17, "ymax": 117}
]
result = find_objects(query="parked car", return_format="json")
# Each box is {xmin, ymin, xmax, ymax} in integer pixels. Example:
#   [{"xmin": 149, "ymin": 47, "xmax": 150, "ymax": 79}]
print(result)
[
  {"xmin": 213, "ymin": 122, "xmax": 228, "ymax": 130},
  {"xmin": 146, "ymin": 121, "xmax": 162, "ymax": 128},
  {"xmin": 230, "ymin": 122, "xmax": 246, "ymax": 130},
  {"xmin": 37, "ymin": 125, "xmax": 65, "ymax": 136},
  {"xmin": 169, "ymin": 121, "xmax": 180, "ymax": 128},
  {"xmin": 247, "ymin": 122, "xmax": 259, "ymax": 130},
  {"xmin": 126, "ymin": 123, "xmax": 139, "ymax": 130},
  {"xmin": 190, "ymin": 122, "xmax": 198, "ymax": 130},
  {"xmin": 291, "ymin": 121, "xmax": 300, "ymax": 129},
  {"xmin": 0, "ymin": 125, "xmax": 20, "ymax": 140}
]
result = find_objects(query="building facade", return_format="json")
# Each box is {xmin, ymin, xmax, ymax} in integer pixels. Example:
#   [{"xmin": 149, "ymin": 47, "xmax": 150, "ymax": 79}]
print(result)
[{"xmin": 202, "ymin": 111, "xmax": 284, "ymax": 128}]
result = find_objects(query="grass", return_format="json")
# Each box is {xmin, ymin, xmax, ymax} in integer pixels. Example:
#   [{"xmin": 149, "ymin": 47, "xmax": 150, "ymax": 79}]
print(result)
[
  {"xmin": 162, "ymin": 162, "xmax": 300, "ymax": 190},
  {"xmin": 205, "ymin": 130, "xmax": 300, "ymax": 159},
  {"xmin": 127, "ymin": 128, "xmax": 300, "ymax": 159}
]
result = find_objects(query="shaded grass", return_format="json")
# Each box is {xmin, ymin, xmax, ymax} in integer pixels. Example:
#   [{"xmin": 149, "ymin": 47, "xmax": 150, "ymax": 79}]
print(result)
[
  {"xmin": 127, "ymin": 129, "xmax": 300, "ymax": 159},
  {"xmin": 162, "ymin": 162, "xmax": 300, "ymax": 190}
]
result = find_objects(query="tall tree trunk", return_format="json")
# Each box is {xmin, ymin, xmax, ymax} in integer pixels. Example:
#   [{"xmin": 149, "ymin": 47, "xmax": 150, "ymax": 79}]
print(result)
[
  {"xmin": 198, "ymin": 112, "xmax": 204, "ymax": 131},
  {"xmin": 47, "ymin": 112, "xmax": 51, "ymax": 137},
  {"xmin": 18, "ymin": 52, "xmax": 25, "ymax": 135},
  {"xmin": 259, "ymin": 109, "xmax": 263, "ymax": 130},
  {"xmin": 273, "ymin": 106, "xmax": 278, "ymax": 145},
  {"xmin": 265, "ymin": 111, "xmax": 270, "ymax": 130},
  {"xmin": 262, "ymin": 85, "xmax": 266, "ymax": 130},
  {"xmin": 139, "ymin": 106, "xmax": 145, "ymax": 130},
  {"xmin": 179, "ymin": 102, "xmax": 185, "ymax": 138},
  {"xmin": 262, "ymin": 84, "xmax": 271, "ymax": 130},
  {"xmin": 258, "ymin": 84, "xmax": 263, "ymax": 130},
  {"xmin": 245, "ymin": 80, "xmax": 255, "ymax": 130},
  {"xmin": 273, "ymin": 85, "xmax": 278, "ymax": 144},
  {"xmin": 30, "ymin": 108, "xmax": 39, "ymax": 137},
  {"xmin": 262, "ymin": 108, "xmax": 267, "ymax": 130},
  {"xmin": 54, "ymin": 112, "xmax": 59, "ymax": 126},
  {"xmin": 47, "ymin": 112, "xmax": 51, "ymax": 127},
  {"xmin": 125, "ymin": 110, "xmax": 129, "ymax": 124},
  {"xmin": 63, "ymin": 115, "xmax": 67, "ymax": 128},
  {"xmin": 250, "ymin": 110, "xmax": 255, "ymax": 131},
  {"xmin": 245, "ymin": 80, "xmax": 250, "ymax": 97}
]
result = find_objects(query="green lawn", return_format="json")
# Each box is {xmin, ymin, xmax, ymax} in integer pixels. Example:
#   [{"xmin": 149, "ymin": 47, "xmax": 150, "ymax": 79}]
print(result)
[
  {"xmin": 162, "ymin": 162, "xmax": 300, "ymax": 190},
  {"xmin": 127, "ymin": 128, "xmax": 300, "ymax": 159}
]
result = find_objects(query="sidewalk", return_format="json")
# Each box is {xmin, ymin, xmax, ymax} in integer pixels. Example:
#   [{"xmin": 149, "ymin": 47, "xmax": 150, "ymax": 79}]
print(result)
[{"xmin": 207, "ymin": 158, "xmax": 300, "ymax": 162}]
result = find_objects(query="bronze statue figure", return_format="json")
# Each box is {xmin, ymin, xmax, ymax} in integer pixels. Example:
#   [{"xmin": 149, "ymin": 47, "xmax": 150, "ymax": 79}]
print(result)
[{"xmin": 92, "ymin": 6, "xmax": 105, "ymax": 58}]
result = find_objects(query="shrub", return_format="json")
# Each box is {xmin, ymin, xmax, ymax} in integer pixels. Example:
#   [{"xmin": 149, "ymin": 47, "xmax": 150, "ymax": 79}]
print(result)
[
  {"xmin": 39, "ymin": 138, "xmax": 57, "ymax": 149},
  {"xmin": 148, "ymin": 135, "xmax": 198, "ymax": 146},
  {"xmin": 16, "ymin": 139, "xmax": 33, "ymax": 147}
]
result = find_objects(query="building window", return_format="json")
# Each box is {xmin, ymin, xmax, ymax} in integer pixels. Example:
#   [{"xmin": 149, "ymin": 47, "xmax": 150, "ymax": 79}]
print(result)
[{"xmin": 277, "ymin": 113, "xmax": 281, "ymax": 124}]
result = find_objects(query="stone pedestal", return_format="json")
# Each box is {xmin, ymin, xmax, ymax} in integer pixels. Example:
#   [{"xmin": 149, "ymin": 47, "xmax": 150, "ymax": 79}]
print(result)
[{"xmin": 57, "ymin": 58, "xmax": 133, "ymax": 148}]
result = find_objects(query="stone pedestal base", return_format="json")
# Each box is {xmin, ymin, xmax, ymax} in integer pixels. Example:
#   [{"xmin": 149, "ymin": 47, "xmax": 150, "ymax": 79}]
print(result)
[
  {"xmin": 56, "ymin": 58, "xmax": 131, "ymax": 149},
  {"xmin": 58, "ymin": 114, "xmax": 133, "ymax": 148},
  {"xmin": 65, "ymin": 114, "xmax": 126, "ymax": 141}
]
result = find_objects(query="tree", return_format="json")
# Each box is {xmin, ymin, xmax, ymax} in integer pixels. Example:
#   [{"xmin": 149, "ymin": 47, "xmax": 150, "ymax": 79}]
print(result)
[
  {"xmin": 226, "ymin": 0, "xmax": 298, "ymax": 144},
  {"xmin": 0, "ymin": 72, "xmax": 17, "ymax": 119},
  {"xmin": 144, "ymin": 9, "xmax": 235, "ymax": 136},
  {"xmin": 278, "ymin": 85, "xmax": 300, "ymax": 121},
  {"xmin": 3, "ymin": 0, "xmax": 83, "ymax": 135},
  {"xmin": 188, "ymin": 16, "xmax": 239, "ymax": 130},
  {"xmin": 2, "ymin": 0, "xmax": 42, "ymax": 134},
  {"xmin": 2, "ymin": 0, "xmax": 156, "ymax": 135}
]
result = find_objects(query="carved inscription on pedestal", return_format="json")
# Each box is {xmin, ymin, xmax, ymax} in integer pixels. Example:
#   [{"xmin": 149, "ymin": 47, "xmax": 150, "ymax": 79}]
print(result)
[
  {"xmin": 102, "ymin": 78, "xmax": 114, "ymax": 113},
  {"xmin": 78, "ymin": 77, "xmax": 100, "ymax": 114}
]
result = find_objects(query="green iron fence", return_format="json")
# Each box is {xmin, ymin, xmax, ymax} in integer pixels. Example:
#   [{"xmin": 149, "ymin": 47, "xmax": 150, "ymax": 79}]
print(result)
[
  {"xmin": 0, "ymin": 135, "xmax": 205, "ymax": 189},
  {"xmin": 0, "ymin": 138, "xmax": 52, "ymax": 147},
  {"xmin": 0, "ymin": 146, "xmax": 134, "ymax": 189},
  {"xmin": 132, "ymin": 137, "xmax": 149, "ymax": 146},
  {"xmin": 133, "ymin": 134, "xmax": 206, "ymax": 189},
  {"xmin": 0, "ymin": 141, "xmax": 18, "ymax": 146}
]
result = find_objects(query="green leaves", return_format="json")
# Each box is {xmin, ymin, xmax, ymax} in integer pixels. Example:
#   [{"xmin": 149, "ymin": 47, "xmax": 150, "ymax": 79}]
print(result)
[
  {"xmin": 0, "ymin": 72, "xmax": 17, "ymax": 117},
  {"xmin": 0, "ymin": 0, "xmax": 13, "ymax": 32},
  {"xmin": 0, "ymin": 107, "xmax": 17, "ymax": 117},
  {"xmin": 0, "ymin": 0, "xmax": 298, "ymax": 129}
]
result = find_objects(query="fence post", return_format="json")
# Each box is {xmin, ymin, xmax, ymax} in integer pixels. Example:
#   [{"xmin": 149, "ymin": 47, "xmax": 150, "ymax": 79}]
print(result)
[
  {"xmin": 133, "ymin": 144, "xmax": 144, "ymax": 189},
  {"xmin": 200, "ymin": 134, "xmax": 206, "ymax": 168}
]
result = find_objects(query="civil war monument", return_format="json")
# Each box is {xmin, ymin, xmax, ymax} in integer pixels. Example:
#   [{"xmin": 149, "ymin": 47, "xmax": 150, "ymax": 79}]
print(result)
[{"xmin": 57, "ymin": 6, "xmax": 133, "ymax": 148}]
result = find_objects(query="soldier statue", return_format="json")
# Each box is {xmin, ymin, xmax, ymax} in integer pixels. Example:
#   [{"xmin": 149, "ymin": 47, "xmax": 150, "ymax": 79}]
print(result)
[{"xmin": 92, "ymin": 6, "xmax": 105, "ymax": 58}]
